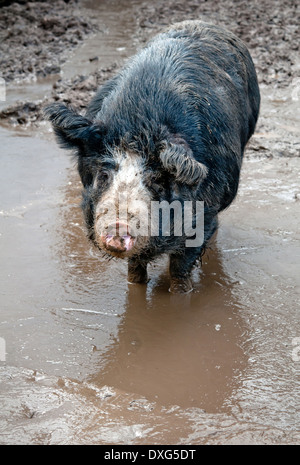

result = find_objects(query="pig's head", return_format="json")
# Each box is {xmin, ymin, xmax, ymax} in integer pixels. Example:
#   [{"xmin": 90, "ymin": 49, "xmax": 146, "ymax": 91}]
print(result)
[{"xmin": 45, "ymin": 103, "xmax": 208, "ymax": 259}]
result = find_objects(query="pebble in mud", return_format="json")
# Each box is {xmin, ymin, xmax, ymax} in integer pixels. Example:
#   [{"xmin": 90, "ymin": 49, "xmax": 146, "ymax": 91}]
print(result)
[{"xmin": 128, "ymin": 399, "xmax": 156, "ymax": 412}]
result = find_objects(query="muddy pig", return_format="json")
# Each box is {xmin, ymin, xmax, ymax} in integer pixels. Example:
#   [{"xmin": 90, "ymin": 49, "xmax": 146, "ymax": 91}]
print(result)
[{"xmin": 45, "ymin": 20, "xmax": 260, "ymax": 293}]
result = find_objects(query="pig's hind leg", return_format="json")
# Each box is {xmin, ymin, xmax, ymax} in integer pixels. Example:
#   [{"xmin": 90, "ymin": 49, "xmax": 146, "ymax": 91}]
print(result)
[
  {"xmin": 168, "ymin": 247, "xmax": 201, "ymax": 294},
  {"xmin": 169, "ymin": 215, "xmax": 218, "ymax": 293}
]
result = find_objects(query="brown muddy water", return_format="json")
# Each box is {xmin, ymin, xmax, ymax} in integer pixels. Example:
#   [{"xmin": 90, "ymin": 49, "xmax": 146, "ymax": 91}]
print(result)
[{"xmin": 0, "ymin": 0, "xmax": 300, "ymax": 445}]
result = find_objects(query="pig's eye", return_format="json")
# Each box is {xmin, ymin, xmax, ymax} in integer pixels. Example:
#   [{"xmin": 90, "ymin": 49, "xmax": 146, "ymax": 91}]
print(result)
[{"xmin": 97, "ymin": 171, "xmax": 110, "ymax": 183}]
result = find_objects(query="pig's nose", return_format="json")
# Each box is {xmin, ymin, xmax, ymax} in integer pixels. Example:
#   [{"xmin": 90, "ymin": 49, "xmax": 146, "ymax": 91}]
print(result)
[{"xmin": 101, "ymin": 222, "xmax": 136, "ymax": 253}]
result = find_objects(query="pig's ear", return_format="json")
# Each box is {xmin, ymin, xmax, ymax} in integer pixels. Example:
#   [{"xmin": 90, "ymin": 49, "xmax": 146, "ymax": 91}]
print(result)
[
  {"xmin": 44, "ymin": 103, "xmax": 103, "ymax": 150},
  {"xmin": 159, "ymin": 140, "xmax": 208, "ymax": 187}
]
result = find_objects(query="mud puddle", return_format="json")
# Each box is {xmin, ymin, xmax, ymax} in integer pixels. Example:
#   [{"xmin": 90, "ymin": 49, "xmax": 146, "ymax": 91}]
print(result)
[{"xmin": 1, "ymin": 0, "xmax": 300, "ymax": 446}]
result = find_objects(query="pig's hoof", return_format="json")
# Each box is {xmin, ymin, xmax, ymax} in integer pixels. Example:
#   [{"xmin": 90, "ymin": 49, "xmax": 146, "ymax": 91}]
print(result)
[{"xmin": 169, "ymin": 278, "xmax": 193, "ymax": 294}]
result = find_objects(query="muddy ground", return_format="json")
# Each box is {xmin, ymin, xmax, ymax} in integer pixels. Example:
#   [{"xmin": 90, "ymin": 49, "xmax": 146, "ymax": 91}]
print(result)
[{"xmin": 0, "ymin": 0, "xmax": 299, "ymax": 445}]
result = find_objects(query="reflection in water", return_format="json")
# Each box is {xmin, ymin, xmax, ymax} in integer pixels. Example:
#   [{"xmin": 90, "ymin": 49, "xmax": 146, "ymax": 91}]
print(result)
[{"xmin": 91, "ymin": 247, "xmax": 247, "ymax": 413}]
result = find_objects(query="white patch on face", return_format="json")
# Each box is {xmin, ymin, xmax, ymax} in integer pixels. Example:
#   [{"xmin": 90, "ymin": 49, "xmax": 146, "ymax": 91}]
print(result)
[{"xmin": 95, "ymin": 150, "xmax": 152, "ymax": 255}]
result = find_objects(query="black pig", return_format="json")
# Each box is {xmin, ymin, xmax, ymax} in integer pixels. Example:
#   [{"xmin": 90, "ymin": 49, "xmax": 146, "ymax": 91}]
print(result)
[{"xmin": 45, "ymin": 21, "xmax": 260, "ymax": 293}]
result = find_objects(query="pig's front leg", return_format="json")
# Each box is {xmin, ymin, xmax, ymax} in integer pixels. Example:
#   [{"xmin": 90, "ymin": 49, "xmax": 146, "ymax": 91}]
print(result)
[
  {"xmin": 128, "ymin": 257, "xmax": 148, "ymax": 284},
  {"xmin": 169, "ymin": 248, "xmax": 202, "ymax": 293}
]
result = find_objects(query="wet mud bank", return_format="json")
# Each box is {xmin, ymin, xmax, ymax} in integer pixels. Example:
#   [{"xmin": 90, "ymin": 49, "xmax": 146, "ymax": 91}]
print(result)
[
  {"xmin": 0, "ymin": 0, "xmax": 97, "ymax": 84},
  {"xmin": 0, "ymin": 0, "xmax": 300, "ymax": 445}
]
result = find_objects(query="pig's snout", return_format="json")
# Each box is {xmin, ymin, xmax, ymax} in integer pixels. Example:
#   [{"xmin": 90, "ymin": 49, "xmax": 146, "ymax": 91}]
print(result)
[
  {"xmin": 104, "ymin": 235, "xmax": 135, "ymax": 253},
  {"xmin": 100, "ymin": 222, "xmax": 136, "ymax": 254}
]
